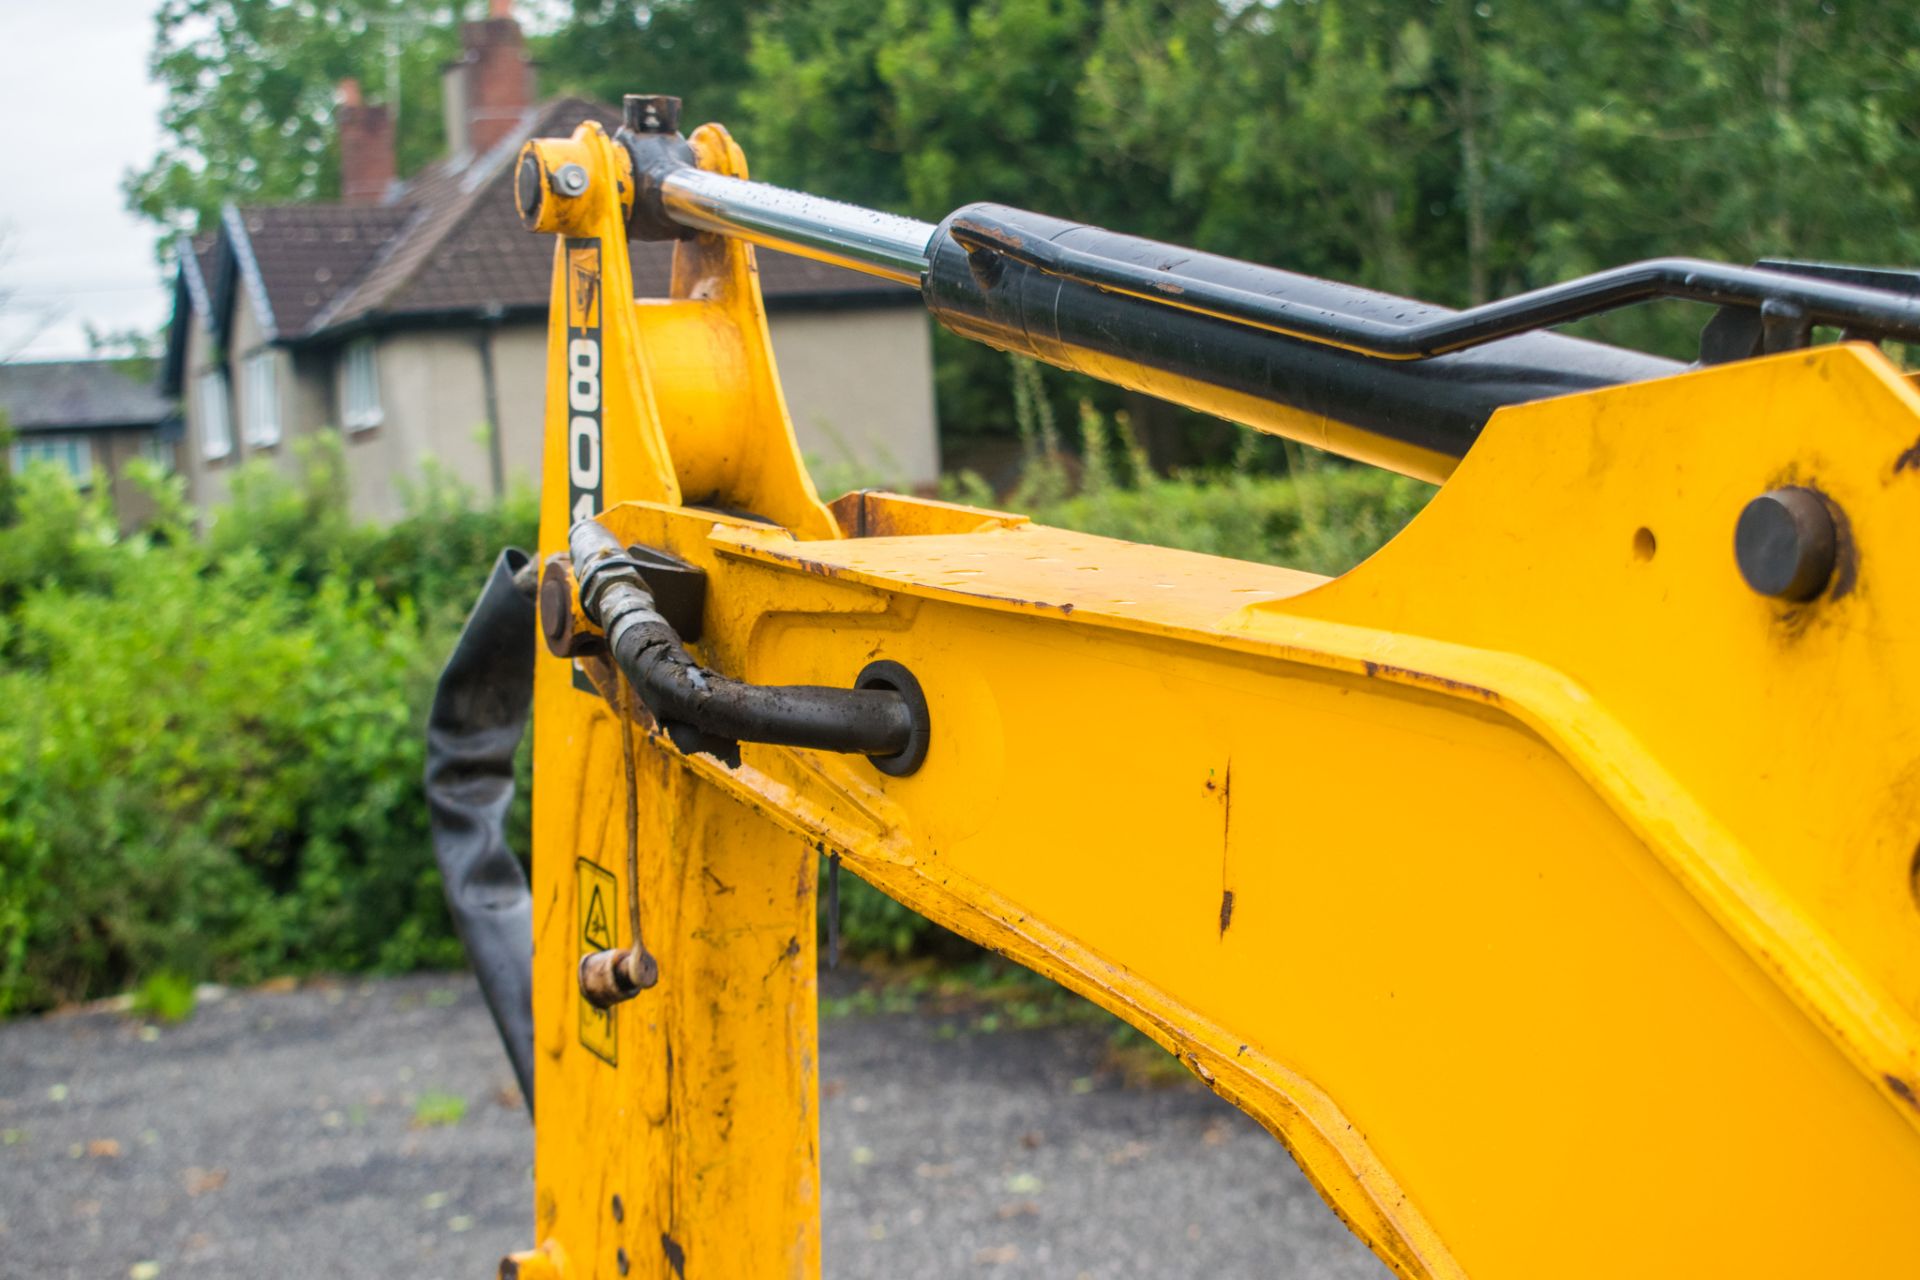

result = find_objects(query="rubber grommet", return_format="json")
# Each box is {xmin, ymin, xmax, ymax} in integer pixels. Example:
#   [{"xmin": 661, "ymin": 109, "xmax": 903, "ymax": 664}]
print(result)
[{"xmin": 856, "ymin": 660, "xmax": 931, "ymax": 776}]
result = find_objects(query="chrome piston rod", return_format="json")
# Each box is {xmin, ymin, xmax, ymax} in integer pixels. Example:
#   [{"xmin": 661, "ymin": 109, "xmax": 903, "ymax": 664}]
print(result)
[{"xmin": 658, "ymin": 167, "xmax": 936, "ymax": 286}]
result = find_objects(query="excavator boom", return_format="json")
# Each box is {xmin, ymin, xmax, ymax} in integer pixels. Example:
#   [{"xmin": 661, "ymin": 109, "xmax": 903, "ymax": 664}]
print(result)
[{"xmin": 437, "ymin": 95, "xmax": 1920, "ymax": 1280}]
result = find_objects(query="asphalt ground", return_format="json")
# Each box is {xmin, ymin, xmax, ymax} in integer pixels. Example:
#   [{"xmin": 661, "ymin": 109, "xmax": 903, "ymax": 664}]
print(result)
[{"xmin": 0, "ymin": 971, "xmax": 1390, "ymax": 1279}]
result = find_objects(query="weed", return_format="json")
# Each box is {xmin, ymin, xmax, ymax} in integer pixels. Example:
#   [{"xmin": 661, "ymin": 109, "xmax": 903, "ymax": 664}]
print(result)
[
  {"xmin": 130, "ymin": 972, "xmax": 197, "ymax": 1025},
  {"xmin": 411, "ymin": 1090, "xmax": 468, "ymax": 1129}
]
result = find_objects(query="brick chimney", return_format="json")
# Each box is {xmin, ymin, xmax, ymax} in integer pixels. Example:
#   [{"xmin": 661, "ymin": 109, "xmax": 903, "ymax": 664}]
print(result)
[
  {"xmin": 336, "ymin": 78, "xmax": 395, "ymax": 205},
  {"xmin": 442, "ymin": 0, "xmax": 535, "ymax": 159}
]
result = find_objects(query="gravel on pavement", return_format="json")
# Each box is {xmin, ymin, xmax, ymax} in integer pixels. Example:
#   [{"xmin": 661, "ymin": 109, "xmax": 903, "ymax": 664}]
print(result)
[{"xmin": 0, "ymin": 971, "xmax": 1390, "ymax": 1279}]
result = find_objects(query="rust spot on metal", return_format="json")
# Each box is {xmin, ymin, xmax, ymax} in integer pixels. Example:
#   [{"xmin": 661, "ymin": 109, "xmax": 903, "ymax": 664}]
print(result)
[
  {"xmin": 1360, "ymin": 659, "xmax": 1496, "ymax": 702},
  {"xmin": 660, "ymin": 1233, "xmax": 688, "ymax": 1279},
  {"xmin": 950, "ymin": 588, "xmax": 1075, "ymax": 614},
  {"xmin": 958, "ymin": 219, "xmax": 1029, "ymax": 252},
  {"xmin": 1217, "ymin": 761, "xmax": 1234, "ymax": 937},
  {"xmin": 1886, "ymin": 1074, "xmax": 1918, "ymax": 1108},
  {"xmin": 1895, "ymin": 435, "xmax": 1920, "ymax": 474}
]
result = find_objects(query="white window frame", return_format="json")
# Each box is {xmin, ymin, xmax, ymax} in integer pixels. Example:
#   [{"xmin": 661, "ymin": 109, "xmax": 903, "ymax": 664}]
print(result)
[
  {"xmin": 10, "ymin": 436, "xmax": 93, "ymax": 488},
  {"xmin": 242, "ymin": 350, "xmax": 281, "ymax": 448},
  {"xmin": 199, "ymin": 369, "xmax": 233, "ymax": 461},
  {"xmin": 340, "ymin": 337, "xmax": 383, "ymax": 431}
]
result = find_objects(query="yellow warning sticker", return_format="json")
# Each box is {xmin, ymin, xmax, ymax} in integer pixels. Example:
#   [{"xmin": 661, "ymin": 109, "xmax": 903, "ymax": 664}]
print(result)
[
  {"xmin": 565, "ymin": 240, "xmax": 601, "ymax": 331},
  {"xmin": 576, "ymin": 857, "xmax": 618, "ymax": 1065}
]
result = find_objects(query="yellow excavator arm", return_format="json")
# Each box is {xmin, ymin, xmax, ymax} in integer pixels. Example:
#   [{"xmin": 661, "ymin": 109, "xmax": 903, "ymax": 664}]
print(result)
[{"xmin": 458, "ymin": 95, "xmax": 1920, "ymax": 1279}]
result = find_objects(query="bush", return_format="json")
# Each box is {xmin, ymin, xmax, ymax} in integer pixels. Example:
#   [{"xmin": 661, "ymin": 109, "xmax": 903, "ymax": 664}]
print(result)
[
  {"xmin": 0, "ymin": 445, "xmax": 532, "ymax": 1015},
  {"xmin": 0, "ymin": 383, "xmax": 1432, "ymax": 1011}
]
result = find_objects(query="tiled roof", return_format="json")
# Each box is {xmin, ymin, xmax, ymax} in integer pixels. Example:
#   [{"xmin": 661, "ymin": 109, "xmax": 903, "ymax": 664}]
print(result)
[
  {"xmin": 232, "ymin": 204, "xmax": 414, "ymax": 336},
  {"xmin": 0, "ymin": 360, "xmax": 176, "ymax": 433},
  {"xmin": 216, "ymin": 97, "xmax": 908, "ymax": 343}
]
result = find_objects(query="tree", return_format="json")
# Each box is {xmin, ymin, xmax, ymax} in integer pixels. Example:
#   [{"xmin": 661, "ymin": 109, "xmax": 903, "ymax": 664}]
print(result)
[
  {"xmin": 540, "ymin": 0, "xmax": 766, "ymax": 130},
  {"xmin": 125, "ymin": 0, "xmax": 1920, "ymax": 447},
  {"xmin": 126, "ymin": 0, "xmax": 465, "ymax": 240}
]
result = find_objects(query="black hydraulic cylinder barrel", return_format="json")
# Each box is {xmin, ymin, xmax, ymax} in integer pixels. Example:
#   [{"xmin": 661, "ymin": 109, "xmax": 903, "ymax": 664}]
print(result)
[{"xmin": 923, "ymin": 205, "xmax": 1683, "ymax": 480}]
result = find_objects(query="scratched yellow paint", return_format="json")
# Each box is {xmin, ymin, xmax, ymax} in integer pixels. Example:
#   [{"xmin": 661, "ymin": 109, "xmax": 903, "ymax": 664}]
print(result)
[{"xmin": 508, "ymin": 115, "xmax": 1920, "ymax": 1279}]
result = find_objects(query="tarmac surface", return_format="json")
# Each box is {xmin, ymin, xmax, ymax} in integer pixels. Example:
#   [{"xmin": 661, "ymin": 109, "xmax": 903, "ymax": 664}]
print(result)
[{"xmin": 0, "ymin": 971, "xmax": 1390, "ymax": 1279}]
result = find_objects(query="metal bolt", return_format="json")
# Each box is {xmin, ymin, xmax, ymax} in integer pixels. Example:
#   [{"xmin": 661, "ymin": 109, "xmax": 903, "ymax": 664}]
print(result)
[
  {"xmin": 622, "ymin": 93, "xmax": 682, "ymax": 135},
  {"xmin": 580, "ymin": 946, "xmax": 657, "ymax": 1008},
  {"xmin": 539, "ymin": 555, "xmax": 604, "ymax": 660},
  {"xmin": 553, "ymin": 163, "xmax": 590, "ymax": 197},
  {"xmin": 514, "ymin": 151, "xmax": 543, "ymax": 227},
  {"xmin": 538, "ymin": 559, "xmax": 573, "ymax": 650},
  {"xmin": 1735, "ymin": 486, "xmax": 1837, "ymax": 602}
]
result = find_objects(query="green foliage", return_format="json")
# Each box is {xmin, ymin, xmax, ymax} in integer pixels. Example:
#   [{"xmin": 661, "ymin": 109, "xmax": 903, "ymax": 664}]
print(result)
[
  {"xmin": 410, "ymin": 1088, "xmax": 468, "ymax": 1127},
  {"xmin": 135, "ymin": 1, "xmax": 1920, "ymax": 452},
  {"xmin": 129, "ymin": 0, "xmax": 463, "ymax": 238},
  {"xmin": 0, "ymin": 442, "xmax": 530, "ymax": 1016},
  {"xmin": 130, "ymin": 971, "xmax": 198, "ymax": 1024},
  {"xmin": 825, "ymin": 861, "xmax": 941, "ymax": 960},
  {"xmin": 540, "ymin": 0, "xmax": 763, "ymax": 127}
]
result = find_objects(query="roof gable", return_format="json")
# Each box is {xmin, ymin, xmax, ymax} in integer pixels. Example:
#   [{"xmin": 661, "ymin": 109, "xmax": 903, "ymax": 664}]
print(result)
[{"xmin": 166, "ymin": 96, "xmax": 914, "ymax": 358}]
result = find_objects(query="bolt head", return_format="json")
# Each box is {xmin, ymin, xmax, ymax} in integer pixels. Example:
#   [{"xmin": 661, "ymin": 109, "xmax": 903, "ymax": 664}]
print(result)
[
  {"xmin": 553, "ymin": 163, "xmax": 589, "ymax": 197},
  {"xmin": 1735, "ymin": 486, "xmax": 1837, "ymax": 602},
  {"xmin": 538, "ymin": 564, "xmax": 571, "ymax": 645}
]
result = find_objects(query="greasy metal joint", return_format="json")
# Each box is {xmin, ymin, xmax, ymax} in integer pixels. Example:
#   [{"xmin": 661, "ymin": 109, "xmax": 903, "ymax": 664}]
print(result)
[
  {"xmin": 579, "ymin": 945, "xmax": 658, "ymax": 1008},
  {"xmin": 569, "ymin": 518, "xmax": 930, "ymax": 770},
  {"xmin": 1735, "ymin": 486, "xmax": 1838, "ymax": 602},
  {"xmin": 614, "ymin": 93, "xmax": 697, "ymax": 243}
]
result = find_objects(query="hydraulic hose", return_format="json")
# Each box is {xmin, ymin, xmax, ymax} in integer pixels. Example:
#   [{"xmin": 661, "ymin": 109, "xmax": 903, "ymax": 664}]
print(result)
[
  {"xmin": 568, "ymin": 520, "xmax": 929, "ymax": 770},
  {"xmin": 424, "ymin": 548, "xmax": 537, "ymax": 1111}
]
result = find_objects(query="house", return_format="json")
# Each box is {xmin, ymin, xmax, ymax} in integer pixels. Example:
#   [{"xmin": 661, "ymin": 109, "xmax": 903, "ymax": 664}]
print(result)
[
  {"xmin": 0, "ymin": 358, "xmax": 179, "ymax": 529},
  {"xmin": 160, "ymin": 4, "xmax": 938, "ymax": 525}
]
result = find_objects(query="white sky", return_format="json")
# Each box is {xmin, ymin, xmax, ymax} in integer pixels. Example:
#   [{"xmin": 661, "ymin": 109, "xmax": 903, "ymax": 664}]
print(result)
[{"xmin": 0, "ymin": 0, "xmax": 170, "ymax": 360}]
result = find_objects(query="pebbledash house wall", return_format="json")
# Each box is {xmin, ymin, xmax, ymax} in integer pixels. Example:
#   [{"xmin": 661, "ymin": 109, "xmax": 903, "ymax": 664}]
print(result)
[
  {"xmin": 181, "ymin": 275, "xmax": 937, "ymax": 525},
  {"xmin": 346, "ymin": 307, "xmax": 936, "ymax": 523},
  {"xmin": 181, "ymin": 284, "xmax": 307, "ymax": 514}
]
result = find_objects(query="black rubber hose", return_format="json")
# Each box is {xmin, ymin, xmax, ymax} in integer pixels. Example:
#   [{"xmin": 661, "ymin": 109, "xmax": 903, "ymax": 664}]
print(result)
[
  {"xmin": 425, "ymin": 548, "xmax": 537, "ymax": 1112},
  {"xmin": 570, "ymin": 521, "xmax": 918, "ymax": 759}
]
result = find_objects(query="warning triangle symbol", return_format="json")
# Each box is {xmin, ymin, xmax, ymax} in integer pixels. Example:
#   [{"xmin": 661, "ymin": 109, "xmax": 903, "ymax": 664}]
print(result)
[{"xmin": 583, "ymin": 886, "xmax": 612, "ymax": 950}]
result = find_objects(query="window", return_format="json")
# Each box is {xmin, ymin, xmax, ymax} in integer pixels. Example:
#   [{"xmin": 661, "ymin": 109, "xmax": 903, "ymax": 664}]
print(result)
[
  {"xmin": 243, "ymin": 351, "xmax": 280, "ymax": 448},
  {"xmin": 199, "ymin": 370, "xmax": 233, "ymax": 461},
  {"xmin": 10, "ymin": 436, "xmax": 92, "ymax": 488},
  {"xmin": 141, "ymin": 434, "xmax": 176, "ymax": 473},
  {"xmin": 340, "ymin": 338, "xmax": 382, "ymax": 430}
]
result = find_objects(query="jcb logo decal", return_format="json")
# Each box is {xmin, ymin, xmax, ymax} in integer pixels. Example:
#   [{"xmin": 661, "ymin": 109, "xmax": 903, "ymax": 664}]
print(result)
[{"xmin": 564, "ymin": 239, "xmax": 602, "ymax": 526}]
